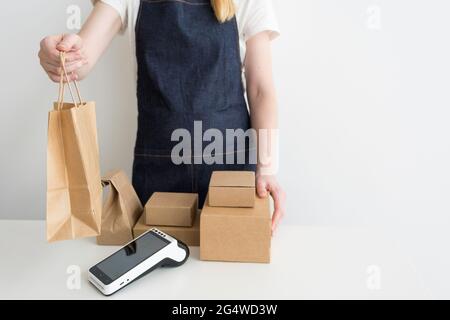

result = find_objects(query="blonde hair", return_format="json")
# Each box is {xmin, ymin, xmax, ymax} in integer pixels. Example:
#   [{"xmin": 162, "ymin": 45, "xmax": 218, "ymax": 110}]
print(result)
[{"xmin": 211, "ymin": 0, "xmax": 235, "ymax": 23}]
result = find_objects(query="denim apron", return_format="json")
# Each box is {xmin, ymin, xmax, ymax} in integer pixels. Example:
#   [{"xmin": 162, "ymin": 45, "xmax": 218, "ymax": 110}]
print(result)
[{"xmin": 132, "ymin": 0, "xmax": 256, "ymax": 207}]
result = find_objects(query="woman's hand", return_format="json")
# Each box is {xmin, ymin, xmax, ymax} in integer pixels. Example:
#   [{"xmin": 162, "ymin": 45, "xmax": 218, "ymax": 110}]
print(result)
[
  {"xmin": 256, "ymin": 174, "xmax": 286, "ymax": 234},
  {"xmin": 38, "ymin": 34, "xmax": 87, "ymax": 82},
  {"xmin": 38, "ymin": 2, "xmax": 122, "ymax": 83}
]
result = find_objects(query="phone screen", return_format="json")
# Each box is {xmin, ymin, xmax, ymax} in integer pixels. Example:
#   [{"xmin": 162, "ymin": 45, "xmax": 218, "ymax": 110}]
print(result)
[{"xmin": 93, "ymin": 232, "xmax": 170, "ymax": 282}]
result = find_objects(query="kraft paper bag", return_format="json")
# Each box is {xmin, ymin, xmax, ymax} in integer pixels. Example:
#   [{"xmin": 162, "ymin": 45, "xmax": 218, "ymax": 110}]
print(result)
[
  {"xmin": 46, "ymin": 52, "xmax": 102, "ymax": 242},
  {"xmin": 97, "ymin": 170, "xmax": 143, "ymax": 246}
]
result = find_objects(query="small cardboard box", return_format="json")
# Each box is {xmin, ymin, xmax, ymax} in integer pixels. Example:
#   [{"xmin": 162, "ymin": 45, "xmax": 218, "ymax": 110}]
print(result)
[
  {"xmin": 200, "ymin": 194, "xmax": 271, "ymax": 263},
  {"xmin": 133, "ymin": 212, "xmax": 200, "ymax": 247},
  {"xmin": 208, "ymin": 171, "xmax": 255, "ymax": 208},
  {"xmin": 145, "ymin": 192, "xmax": 198, "ymax": 227}
]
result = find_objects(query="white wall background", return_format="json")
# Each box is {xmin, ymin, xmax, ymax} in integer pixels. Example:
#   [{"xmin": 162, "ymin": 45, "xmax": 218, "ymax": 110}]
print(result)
[{"xmin": 0, "ymin": 0, "xmax": 449, "ymax": 297}]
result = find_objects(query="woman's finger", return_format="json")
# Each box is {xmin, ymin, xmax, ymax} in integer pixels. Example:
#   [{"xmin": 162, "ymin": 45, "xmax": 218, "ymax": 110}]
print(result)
[
  {"xmin": 47, "ymin": 71, "xmax": 61, "ymax": 83},
  {"xmin": 271, "ymin": 196, "xmax": 282, "ymax": 232},
  {"xmin": 40, "ymin": 56, "xmax": 60, "ymax": 68},
  {"xmin": 41, "ymin": 49, "xmax": 84, "ymax": 67},
  {"xmin": 41, "ymin": 60, "xmax": 63, "ymax": 75},
  {"xmin": 39, "ymin": 35, "xmax": 63, "ymax": 64},
  {"xmin": 42, "ymin": 47, "xmax": 83, "ymax": 65},
  {"xmin": 268, "ymin": 184, "xmax": 286, "ymax": 233},
  {"xmin": 64, "ymin": 50, "xmax": 85, "ymax": 63},
  {"xmin": 47, "ymin": 70, "xmax": 78, "ymax": 83},
  {"xmin": 256, "ymin": 178, "xmax": 268, "ymax": 198},
  {"xmin": 43, "ymin": 60, "xmax": 86, "ymax": 76},
  {"xmin": 63, "ymin": 60, "xmax": 87, "ymax": 73},
  {"xmin": 57, "ymin": 34, "xmax": 83, "ymax": 52}
]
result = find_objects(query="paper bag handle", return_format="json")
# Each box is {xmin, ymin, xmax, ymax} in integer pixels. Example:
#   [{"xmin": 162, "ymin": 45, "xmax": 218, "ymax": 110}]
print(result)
[{"xmin": 57, "ymin": 51, "xmax": 83, "ymax": 110}]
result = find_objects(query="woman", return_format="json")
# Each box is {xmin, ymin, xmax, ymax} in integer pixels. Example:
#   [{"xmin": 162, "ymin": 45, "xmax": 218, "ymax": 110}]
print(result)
[{"xmin": 39, "ymin": 0, "xmax": 286, "ymax": 232}]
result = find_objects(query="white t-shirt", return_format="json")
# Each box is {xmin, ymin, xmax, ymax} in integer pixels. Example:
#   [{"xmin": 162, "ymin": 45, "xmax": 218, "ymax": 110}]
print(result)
[{"xmin": 93, "ymin": 0, "xmax": 280, "ymax": 69}]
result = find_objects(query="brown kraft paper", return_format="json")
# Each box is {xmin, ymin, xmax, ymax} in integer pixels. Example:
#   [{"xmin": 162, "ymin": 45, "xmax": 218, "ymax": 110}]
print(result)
[
  {"xmin": 46, "ymin": 52, "xmax": 102, "ymax": 242},
  {"xmin": 97, "ymin": 170, "xmax": 143, "ymax": 246}
]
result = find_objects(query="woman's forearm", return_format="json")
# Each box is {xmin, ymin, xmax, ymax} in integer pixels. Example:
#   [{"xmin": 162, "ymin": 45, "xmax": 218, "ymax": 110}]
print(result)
[
  {"xmin": 248, "ymin": 91, "xmax": 278, "ymax": 130},
  {"xmin": 245, "ymin": 32, "xmax": 279, "ymax": 171},
  {"xmin": 249, "ymin": 91, "xmax": 279, "ymax": 174},
  {"xmin": 76, "ymin": 2, "xmax": 122, "ymax": 79}
]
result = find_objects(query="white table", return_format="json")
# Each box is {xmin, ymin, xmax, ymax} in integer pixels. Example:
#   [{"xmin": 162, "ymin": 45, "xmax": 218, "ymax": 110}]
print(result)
[{"xmin": 0, "ymin": 220, "xmax": 428, "ymax": 300}]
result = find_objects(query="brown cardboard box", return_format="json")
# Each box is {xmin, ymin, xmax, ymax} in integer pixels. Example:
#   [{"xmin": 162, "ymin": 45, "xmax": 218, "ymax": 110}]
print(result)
[
  {"xmin": 200, "ymin": 194, "xmax": 271, "ymax": 263},
  {"xmin": 133, "ymin": 212, "xmax": 200, "ymax": 246},
  {"xmin": 208, "ymin": 171, "xmax": 255, "ymax": 208},
  {"xmin": 145, "ymin": 192, "xmax": 197, "ymax": 227}
]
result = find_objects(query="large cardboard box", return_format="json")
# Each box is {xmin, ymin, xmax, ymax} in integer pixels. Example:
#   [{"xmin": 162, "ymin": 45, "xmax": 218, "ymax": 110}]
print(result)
[
  {"xmin": 208, "ymin": 171, "xmax": 255, "ymax": 208},
  {"xmin": 145, "ymin": 192, "xmax": 197, "ymax": 227},
  {"xmin": 200, "ymin": 194, "xmax": 271, "ymax": 263},
  {"xmin": 134, "ymin": 212, "xmax": 200, "ymax": 247}
]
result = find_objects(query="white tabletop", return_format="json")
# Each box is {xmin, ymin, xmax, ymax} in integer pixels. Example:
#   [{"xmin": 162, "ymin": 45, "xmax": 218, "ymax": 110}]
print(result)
[{"xmin": 0, "ymin": 220, "xmax": 428, "ymax": 300}]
